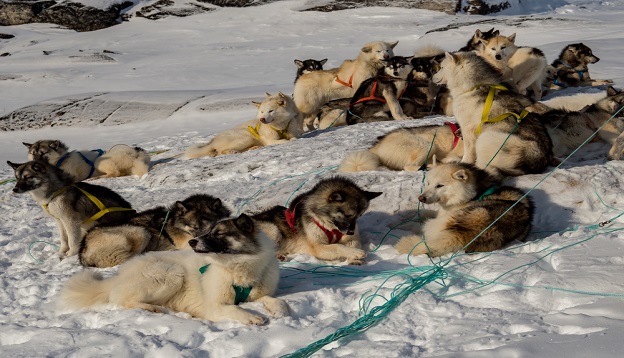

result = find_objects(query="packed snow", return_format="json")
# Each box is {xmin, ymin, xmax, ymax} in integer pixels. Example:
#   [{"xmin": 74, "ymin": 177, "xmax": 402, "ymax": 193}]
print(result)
[{"xmin": 1, "ymin": 0, "xmax": 624, "ymax": 356}]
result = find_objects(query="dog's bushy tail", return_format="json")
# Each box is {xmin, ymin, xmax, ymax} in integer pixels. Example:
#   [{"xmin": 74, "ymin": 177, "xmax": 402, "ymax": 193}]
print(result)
[
  {"xmin": 58, "ymin": 271, "xmax": 112, "ymax": 311},
  {"xmin": 395, "ymin": 235, "xmax": 427, "ymax": 256},
  {"xmin": 339, "ymin": 150, "xmax": 380, "ymax": 172},
  {"xmin": 184, "ymin": 142, "xmax": 217, "ymax": 159}
]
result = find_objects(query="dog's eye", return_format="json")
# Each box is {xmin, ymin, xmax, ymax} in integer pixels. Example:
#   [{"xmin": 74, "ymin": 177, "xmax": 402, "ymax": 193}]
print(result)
[
  {"xmin": 501, "ymin": 47, "xmax": 506, "ymax": 50},
  {"xmin": 491, "ymin": 48, "xmax": 495, "ymax": 51},
  {"xmin": 436, "ymin": 184, "xmax": 444, "ymax": 188}
]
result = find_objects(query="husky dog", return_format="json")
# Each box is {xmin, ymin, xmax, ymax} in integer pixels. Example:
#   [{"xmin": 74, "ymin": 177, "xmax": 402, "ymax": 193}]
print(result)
[
  {"xmin": 458, "ymin": 28, "xmax": 500, "ymax": 52},
  {"xmin": 294, "ymin": 58, "xmax": 327, "ymax": 83},
  {"xmin": 7, "ymin": 160, "xmax": 134, "ymax": 257},
  {"xmin": 294, "ymin": 41, "xmax": 398, "ymax": 129},
  {"xmin": 432, "ymin": 51, "xmax": 553, "ymax": 177},
  {"xmin": 59, "ymin": 214, "xmax": 289, "ymax": 325},
  {"xmin": 395, "ymin": 162, "xmax": 533, "ymax": 257},
  {"xmin": 478, "ymin": 34, "xmax": 548, "ymax": 101},
  {"xmin": 79, "ymin": 194, "xmax": 231, "ymax": 268},
  {"xmin": 339, "ymin": 122, "xmax": 464, "ymax": 172},
  {"xmin": 185, "ymin": 92, "xmax": 304, "ymax": 159},
  {"xmin": 24, "ymin": 140, "xmax": 150, "ymax": 182},
  {"xmin": 404, "ymin": 47, "xmax": 449, "ymax": 117},
  {"xmin": 346, "ymin": 56, "xmax": 414, "ymax": 124},
  {"xmin": 541, "ymin": 86, "xmax": 624, "ymax": 158},
  {"xmin": 251, "ymin": 177, "xmax": 381, "ymax": 264},
  {"xmin": 551, "ymin": 43, "xmax": 613, "ymax": 88}
]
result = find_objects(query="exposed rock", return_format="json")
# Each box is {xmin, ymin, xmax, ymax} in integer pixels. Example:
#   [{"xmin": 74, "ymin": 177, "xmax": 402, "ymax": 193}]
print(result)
[
  {"xmin": 196, "ymin": 0, "xmax": 276, "ymax": 6},
  {"xmin": 135, "ymin": 0, "xmax": 216, "ymax": 20},
  {"xmin": 0, "ymin": 0, "xmax": 133, "ymax": 32},
  {"xmin": 461, "ymin": 0, "xmax": 510, "ymax": 15},
  {"xmin": 302, "ymin": 0, "xmax": 460, "ymax": 14},
  {"xmin": 0, "ymin": 33, "xmax": 15, "ymax": 39}
]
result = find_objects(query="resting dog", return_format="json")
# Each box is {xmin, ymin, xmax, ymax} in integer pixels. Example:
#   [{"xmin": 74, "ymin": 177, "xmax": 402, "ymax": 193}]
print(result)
[
  {"xmin": 339, "ymin": 122, "xmax": 464, "ymax": 172},
  {"xmin": 24, "ymin": 140, "xmax": 150, "ymax": 182},
  {"xmin": 551, "ymin": 43, "xmax": 613, "ymax": 89},
  {"xmin": 395, "ymin": 161, "xmax": 533, "ymax": 257},
  {"xmin": 458, "ymin": 28, "xmax": 500, "ymax": 52},
  {"xmin": 252, "ymin": 177, "xmax": 381, "ymax": 264},
  {"xmin": 8, "ymin": 160, "xmax": 134, "ymax": 257},
  {"xmin": 432, "ymin": 51, "xmax": 553, "ymax": 177},
  {"xmin": 294, "ymin": 58, "xmax": 327, "ymax": 83},
  {"xmin": 59, "ymin": 214, "xmax": 289, "ymax": 325},
  {"xmin": 293, "ymin": 40, "xmax": 398, "ymax": 129},
  {"xmin": 185, "ymin": 92, "xmax": 304, "ymax": 159},
  {"xmin": 80, "ymin": 194, "xmax": 231, "ymax": 268}
]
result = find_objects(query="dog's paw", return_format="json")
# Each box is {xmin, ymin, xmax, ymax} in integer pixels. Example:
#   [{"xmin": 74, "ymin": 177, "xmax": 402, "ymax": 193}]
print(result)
[
  {"xmin": 346, "ymin": 257, "xmax": 365, "ymax": 265},
  {"xmin": 594, "ymin": 79, "xmax": 614, "ymax": 85},
  {"xmin": 346, "ymin": 248, "xmax": 367, "ymax": 262},
  {"xmin": 241, "ymin": 314, "xmax": 266, "ymax": 326},
  {"xmin": 264, "ymin": 298, "xmax": 290, "ymax": 318},
  {"xmin": 66, "ymin": 249, "xmax": 80, "ymax": 257}
]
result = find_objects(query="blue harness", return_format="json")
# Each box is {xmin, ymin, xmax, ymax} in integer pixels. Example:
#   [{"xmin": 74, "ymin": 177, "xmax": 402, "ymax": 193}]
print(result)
[
  {"xmin": 56, "ymin": 149, "xmax": 104, "ymax": 179},
  {"xmin": 553, "ymin": 60, "xmax": 585, "ymax": 88}
]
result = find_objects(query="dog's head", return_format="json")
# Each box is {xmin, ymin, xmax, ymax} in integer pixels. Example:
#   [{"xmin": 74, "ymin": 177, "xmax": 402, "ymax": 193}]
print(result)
[
  {"xmin": 189, "ymin": 214, "xmax": 260, "ymax": 257},
  {"xmin": 304, "ymin": 177, "xmax": 382, "ymax": 235},
  {"xmin": 7, "ymin": 160, "xmax": 53, "ymax": 194},
  {"xmin": 433, "ymin": 52, "xmax": 501, "ymax": 90},
  {"xmin": 23, "ymin": 140, "xmax": 69, "ymax": 162},
  {"xmin": 479, "ymin": 33, "xmax": 517, "ymax": 62},
  {"xmin": 597, "ymin": 86, "xmax": 624, "ymax": 117},
  {"xmin": 294, "ymin": 58, "xmax": 327, "ymax": 76},
  {"xmin": 419, "ymin": 161, "xmax": 482, "ymax": 207},
  {"xmin": 170, "ymin": 194, "xmax": 231, "ymax": 237},
  {"xmin": 254, "ymin": 92, "xmax": 297, "ymax": 127},
  {"xmin": 563, "ymin": 43, "xmax": 600, "ymax": 65},
  {"xmin": 464, "ymin": 28, "xmax": 500, "ymax": 52},
  {"xmin": 381, "ymin": 56, "xmax": 414, "ymax": 79},
  {"xmin": 360, "ymin": 41, "xmax": 399, "ymax": 63}
]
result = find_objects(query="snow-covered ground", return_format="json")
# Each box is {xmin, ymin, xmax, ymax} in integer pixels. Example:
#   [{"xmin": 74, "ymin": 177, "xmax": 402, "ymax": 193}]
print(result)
[{"xmin": 2, "ymin": 0, "xmax": 624, "ymax": 356}]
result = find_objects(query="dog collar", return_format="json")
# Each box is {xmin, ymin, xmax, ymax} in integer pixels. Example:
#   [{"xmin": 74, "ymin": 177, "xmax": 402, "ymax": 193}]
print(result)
[
  {"xmin": 198, "ymin": 264, "xmax": 251, "ymax": 305},
  {"xmin": 311, "ymin": 218, "xmax": 343, "ymax": 244},
  {"xmin": 444, "ymin": 122, "xmax": 461, "ymax": 149}
]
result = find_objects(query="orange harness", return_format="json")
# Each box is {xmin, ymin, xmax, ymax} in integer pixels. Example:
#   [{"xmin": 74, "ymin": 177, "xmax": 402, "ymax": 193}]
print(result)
[
  {"xmin": 335, "ymin": 74, "xmax": 354, "ymax": 88},
  {"xmin": 350, "ymin": 79, "xmax": 406, "ymax": 107}
]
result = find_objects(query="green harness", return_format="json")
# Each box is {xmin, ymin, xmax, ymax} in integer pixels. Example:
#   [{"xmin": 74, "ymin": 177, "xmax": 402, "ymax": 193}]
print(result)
[
  {"xmin": 199, "ymin": 264, "xmax": 252, "ymax": 305},
  {"xmin": 477, "ymin": 186, "xmax": 498, "ymax": 201}
]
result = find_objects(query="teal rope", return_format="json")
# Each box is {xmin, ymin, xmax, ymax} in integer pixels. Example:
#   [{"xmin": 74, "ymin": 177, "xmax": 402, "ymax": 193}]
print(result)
[
  {"xmin": 28, "ymin": 240, "xmax": 60, "ymax": 264},
  {"xmin": 1, "ymin": 178, "xmax": 16, "ymax": 186}
]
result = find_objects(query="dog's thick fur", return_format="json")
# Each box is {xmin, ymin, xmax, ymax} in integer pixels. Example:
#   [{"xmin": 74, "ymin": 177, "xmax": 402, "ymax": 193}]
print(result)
[
  {"xmin": 251, "ymin": 177, "xmax": 381, "ymax": 264},
  {"xmin": 395, "ymin": 162, "xmax": 533, "ymax": 257},
  {"xmin": 458, "ymin": 28, "xmax": 500, "ymax": 52},
  {"xmin": 551, "ymin": 43, "xmax": 613, "ymax": 88},
  {"xmin": 541, "ymin": 86, "xmax": 624, "ymax": 158},
  {"xmin": 79, "ymin": 194, "xmax": 231, "ymax": 268},
  {"xmin": 185, "ymin": 92, "xmax": 303, "ymax": 159},
  {"xmin": 293, "ymin": 41, "xmax": 398, "ymax": 129},
  {"xmin": 478, "ymin": 34, "xmax": 548, "ymax": 101},
  {"xmin": 59, "ymin": 214, "xmax": 289, "ymax": 325},
  {"xmin": 24, "ymin": 140, "xmax": 150, "ymax": 182},
  {"xmin": 294, "ymin": 58, "xmax": 327, "ymax": 83},
  {"xmin": 432, "ymin": 51, "xmax": 553, "ymax": 177},
  {"xmin": 339, "ymin": 123, "xmax": 464, "ymax": 172},
  {"xmin": 8, "ymin": 160, "xmax": 134, "ymax": 257}
]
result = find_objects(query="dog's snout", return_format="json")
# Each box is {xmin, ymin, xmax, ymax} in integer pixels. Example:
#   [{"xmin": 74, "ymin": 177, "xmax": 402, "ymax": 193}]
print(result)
[
  {"xmin": 418, "ymin": 195, "xmax": 426, "ymax": 203},
  {"xmin": 495, "ymin": 54, "xmax": 502, "ymax": 60},
  {"xmin": 188, "ymin": 239, "xmax": 198, "ymax": 248},
  {"xmin": 259, "ymin": 118, "xmax": 266, "ymax": 123}
]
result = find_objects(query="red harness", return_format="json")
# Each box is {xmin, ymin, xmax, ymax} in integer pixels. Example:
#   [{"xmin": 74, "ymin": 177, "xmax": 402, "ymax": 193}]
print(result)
[
  {"xmin": 284, "ymin": 204, "xmax": 343, "ymax": 244},
  {"xmin": 444, "ymin": 121, "xmax": 461, "ymax": 149},
  {"xmin": 335, "ymin": 74, "xmax": 354, "ymax": 88},
  {"xmin": 351, "ymin": 79, "xmax": 406, "ymax": 107}
]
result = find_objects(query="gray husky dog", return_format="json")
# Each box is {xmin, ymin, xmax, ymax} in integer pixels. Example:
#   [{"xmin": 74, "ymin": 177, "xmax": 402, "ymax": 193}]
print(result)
[
  {"xmin": 79, "ymin": 194, "xmax": 231, "ymax": 268},
  {"xmin": 24, "ymin": 140, "xmax": 150, "ymax": 182},
  {"xmin": 7, "ymin": 160, "xmax": 134, "ymax": 258},
  {"xmin": 551, "ymin": 43, "xmax": 613, "ymax": 89},
  {"xmin": 252, "ymin": 177, "xmax": 381, "ymax": 264},
  {"xmin": 432, "ymin": 51, "xmax": 553, "ymax": 177},
  {"xmin": 59, "ymin": 214, "xmax": 289, "ymax": 325},
  {"xmin": 395, "ymin": 161, "xmax": 533, "ymax": 257},
  {"xmin": 541, "ymin": 86, "xmax": 624, "ymax": 159}
]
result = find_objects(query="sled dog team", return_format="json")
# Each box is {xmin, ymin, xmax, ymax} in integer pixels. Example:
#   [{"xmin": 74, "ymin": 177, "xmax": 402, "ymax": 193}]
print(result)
[{"xmin": 7, "ymin": 28, "xmax": 623, "ymax": 324}]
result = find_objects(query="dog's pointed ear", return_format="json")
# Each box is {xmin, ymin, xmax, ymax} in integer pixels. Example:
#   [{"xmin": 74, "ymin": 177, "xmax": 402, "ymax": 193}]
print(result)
[
  {"xmin": 479, "ymin": 38, "xmax": 488, "ymax": 46},
  {"xmin": 444, "ymin": 52, "xmax": 457, "ymax": 63},
  {"xmin": 452, "ymin": 169, "xmax": 469, "ymax": 182},
  {"xmin": 474, "ymin": 29, "xmax": 483, "ymax": 38},
  {"xmin": 405, "ymin": 56, "xmax": 415, "ymax": 62},
  {"xmin": 7, "ymin": 161, "xmax": 23, "ymax": 171},
  {"xmin": 492, "ymin": 29, "xmax": 500, "ymax": 36},
  {"xmin": 251, "ymin": 101, "xmax": 261, "ymax": 108},
  {"xmin": 364, "ymin": 191, "xmax": 382, "ymax": 201},
  {"xmin": 361, "ymin": 45, "xmax": 372, "ymax": 53},
  {"xmin": 607, "ymin": 86, "xmax": 618, "ymax": 96},
  {"xmin": 328, "ymin": 191, "xmax": 345, "ymax": 202},
  {"xmin": 278, "ymin": 92, "xmax": 287, "ymax": 99},
  {"xmin": 432, "ymin": 154, "xmax": 438, "ymax": 167},
  {"xmin": 31, "ymin": 161, "xmax": 47, "ymax": 174},
  {"xmin": 235, "ymin": 214, "xmax": 254, "ymax": 234},
  {"xmin": 319, "ymin": 58, "xmax": 328, "ymax": 66},
  {"xmin": 49, "ymin": 140, "xmax": 61, "ymax": 150},
  {"xmin": 265, "ymin": 92, "xmax": 272, "ymax": 98},
  {"xmin": 173, "ymin": 201, "xmax": 188, "ymax": 215},
  {"xmin": 294, "ymin": 59, "xmax": 304, "ymax": 68},
  {"xmin": 507, "ymin": 33, "xmax": 516, "ymax": 44},
  {"xmin": 210, "ymin": 198, "xmax": 223, "ymax": 212},
  {"xmin": 388, "ymin": 41, "xmax": 399, "ymax": 49},
  {"xmin": 22, "ymin": 142, "xmax": 33, "ymax": 149}
]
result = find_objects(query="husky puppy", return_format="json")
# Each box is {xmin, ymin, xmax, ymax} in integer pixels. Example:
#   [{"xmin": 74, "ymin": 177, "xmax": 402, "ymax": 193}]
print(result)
[
  {"xmin": 294, "ymin": 41, "xmax": 398, "ymax": 129},
  {"xmin": 395, "ymin": 162, "xmax": 533, "ymax": 257},
  {"xmin": 7, "ymin": 160, "xmax": 134, "ymax": 257},
  {"xmin": 432, "ymin": 51, "xmax": 553, "ymax": 177},
  {"xmin": 59, "ymin": 214, "xmax": 289, "ymax": 325},
  {"xmin": 458, "ymin": 28, "xmax": 500, "ymax": 52},
  {"xmin": 294, "ymin": 58, "xmax": 327, "ymax": 83},
  {"xmin": 24, "ymin": 140, "xmax": 150, "ymax": 182},
  {"xmin": 346, "ymin": 56, "xmax": 414, "ymax": 124},
  {"xmin": 185, "ymin": 92, "xmax": 304, "ymax": 159},
  {"xmin": 478, "ymin": 34, "xmax": 548, "ymax": 101},
  {"xmin": 79, "ymin": 194, "xmax": 231, "ymax": 268},
  {"xmin": 251, "ymin": 177, "xmax": 381, "ymax": 264},
  {"xmin": 551, "ymin": 43, "xmax": 613, "ymax": 88},
  {"xmin": 541, "ymin": 86, "xmax": 624, "ymax": 158},
  {"xmin": 339, "ymin": 122, "xmax": 464, "ymax": 172}
]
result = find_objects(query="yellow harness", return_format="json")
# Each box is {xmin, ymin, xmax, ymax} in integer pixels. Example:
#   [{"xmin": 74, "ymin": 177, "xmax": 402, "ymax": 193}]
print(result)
[
  {"xmin": 42, "ymin": 184, "xmax": 134, "ymax": 224},
  {"xmin": 247, "ymin": 121, "xmax": 290, "ymax": 141},
  {"xmin": 476, "ymin": 85, "xmax": 529, "ymax": 135}
]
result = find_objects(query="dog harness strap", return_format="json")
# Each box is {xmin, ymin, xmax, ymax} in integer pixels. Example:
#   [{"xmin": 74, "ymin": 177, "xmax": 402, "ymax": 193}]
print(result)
[
  {"xmin": 248, "ymin": 122, "xmax": 290, "ymax": 140},
  {"xmin": 72, "ymin": 185, "xmax": 134, "ymax": 224},
  {"xmin": 247, "ymin": 123, "xmax": 262, "ymax": 140},
  {"xmin": 78, "ymin": 149, "xmax": 104, "ymax": 179},
  {"xmin": 311, "ymin": 218, "xmax": 343, "ymax": 244},
  {"xmin": 335, "ymin": 73, "xmax": 354, "ymax": 88},
  {"xmin": 285, "ymin": 209, "xmax": 297, "ymax": 233},
  {"xmin": 478, "ymin": 186, "xmax": 498, "ymax": 201},
  {"xmin": 55, "ymin": 152, "xmax": 72, "ymax": 168},
  {"xmin": 41, "ymin": 186, "xmax": 72, "ymax": 213},
  {"xmin": 444, "ymin": 122, "xmax": 461, "ymax": 149},
  {"xmin": 477, "ymin": 85, "xmax": 528, "ymax": 135},
  {"xmin": 198, "ymin": 264, "xmax": 252, "ymax": 305}
]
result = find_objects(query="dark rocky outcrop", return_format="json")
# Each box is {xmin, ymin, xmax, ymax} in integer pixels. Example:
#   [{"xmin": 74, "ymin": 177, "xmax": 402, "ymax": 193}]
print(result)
[
  {"xmin": 135, "ymin": 0, "xmax": 216, "ymax": 20},
  {"xmin": 302, "ymin": 0, "xmax": 460, "ymax": 14},
  {"xmin": 461, "ymin": 0, "xmax": 511, "ymax": 15}
]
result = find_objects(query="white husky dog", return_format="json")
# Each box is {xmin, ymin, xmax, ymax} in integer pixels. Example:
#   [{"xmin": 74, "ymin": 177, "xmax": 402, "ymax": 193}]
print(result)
[
  {"xmin": 293, "ymin": 41, "xmax": 398, "ymax": 129},
  {"xmin": 59, "ymin": 214, "xmax": 289, "ymax": 325},
  {"xmin": 478, "ymin": 33, "xmax": 548, "ymax": 101},
  {"xmin": 185, "ymin": 92, "xmax": 304, "ymax": 159}
]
